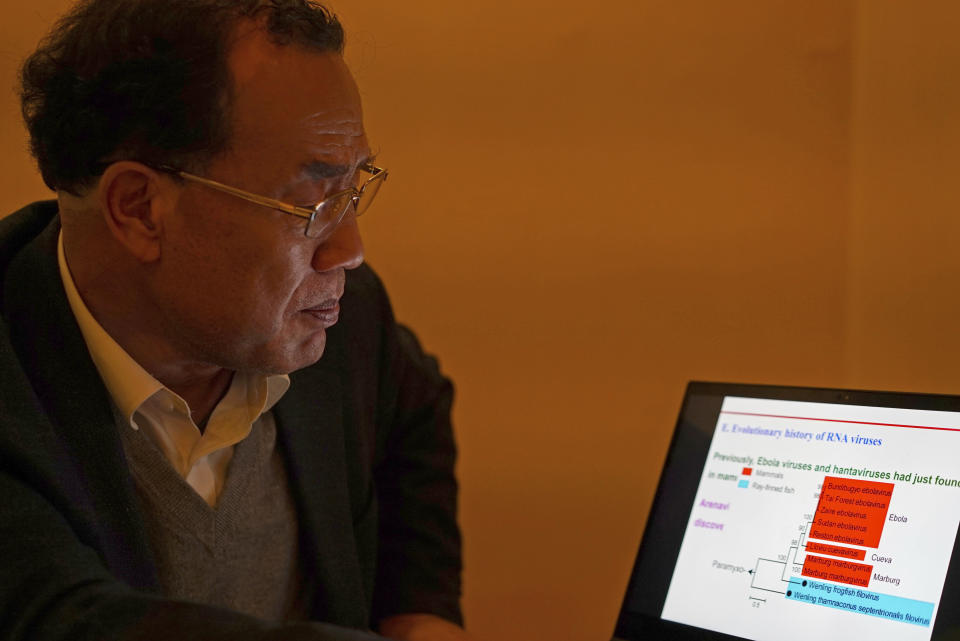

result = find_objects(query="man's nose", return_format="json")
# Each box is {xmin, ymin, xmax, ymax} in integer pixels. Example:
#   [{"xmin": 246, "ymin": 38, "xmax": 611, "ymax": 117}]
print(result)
[{"xmin": 311, "ymin": 215, "xmax": 365, "ymax": 272}]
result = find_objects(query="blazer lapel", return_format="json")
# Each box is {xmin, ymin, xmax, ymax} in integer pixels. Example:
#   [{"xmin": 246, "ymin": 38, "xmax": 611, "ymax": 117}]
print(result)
[
  {"xmin": 1, "ymin": 214, "xmax": 158, "ymax": 590},
  {"xmin": 274, "ymin": 340, "xmax": 368, "ymax": 627}
]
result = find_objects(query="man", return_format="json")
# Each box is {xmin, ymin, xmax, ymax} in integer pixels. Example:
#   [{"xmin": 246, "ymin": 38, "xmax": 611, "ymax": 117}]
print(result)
[{"xmin": 0, "ymin": 1, "xmax": 470, "ymax": 639}]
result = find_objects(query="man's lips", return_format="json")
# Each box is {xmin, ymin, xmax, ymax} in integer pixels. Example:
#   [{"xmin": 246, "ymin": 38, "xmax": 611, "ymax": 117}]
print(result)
[{"xmin": 302, "ymin": 299, "xmax": 340, "ymax": 326}]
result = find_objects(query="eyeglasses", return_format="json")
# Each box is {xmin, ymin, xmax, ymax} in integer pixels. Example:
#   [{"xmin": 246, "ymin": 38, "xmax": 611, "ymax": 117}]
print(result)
[{"xmin": 161, "ymin": 163, "xmax": 387, "ymax": 239}]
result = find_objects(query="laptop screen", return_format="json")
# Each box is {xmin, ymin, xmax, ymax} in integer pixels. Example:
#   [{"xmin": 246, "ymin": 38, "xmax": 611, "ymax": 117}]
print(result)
[{"xmin": 613, "ymin": 382, "xmax": 960, "ymax": 641}]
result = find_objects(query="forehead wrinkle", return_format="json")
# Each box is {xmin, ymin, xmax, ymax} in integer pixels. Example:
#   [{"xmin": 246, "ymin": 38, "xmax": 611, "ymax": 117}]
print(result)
[
  {"xmin": 299, "ymin": 123, "xmax": 369, "ymax": 168},
  {"xmin": 234, "ymin": 114, "xmax": 365, "ymax": 169},
  {"xmin": 300, "ymin": 113, "xmax": 364, "ymax": 137}
]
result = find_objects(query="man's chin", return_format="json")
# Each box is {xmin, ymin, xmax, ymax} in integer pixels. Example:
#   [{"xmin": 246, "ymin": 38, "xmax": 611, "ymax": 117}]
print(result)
[{"xmin": 250, "ymin": 331, "xmax": 328, "ymax": 376}]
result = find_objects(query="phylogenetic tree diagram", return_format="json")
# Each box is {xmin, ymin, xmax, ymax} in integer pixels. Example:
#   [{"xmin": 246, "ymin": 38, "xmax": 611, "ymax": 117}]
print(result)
[{"xmin": 747, "ymin": 476, "xmax": 934, "ymax": 628}]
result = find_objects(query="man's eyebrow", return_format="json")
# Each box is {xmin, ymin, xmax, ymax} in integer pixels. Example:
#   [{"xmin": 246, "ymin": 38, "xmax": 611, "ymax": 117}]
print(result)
[
  {"xmin": 299, "ymin": 161, "xmax": 352, "ymax": 180},
  {"xmin": 299, "ymin": 153, "xmax": 377, "ymax": 180}
]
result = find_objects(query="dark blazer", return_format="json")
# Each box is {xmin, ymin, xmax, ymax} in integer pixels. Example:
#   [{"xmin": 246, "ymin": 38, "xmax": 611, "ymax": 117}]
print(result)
[{"xmin": 0, "ymin": 202, "xmax": 462, "ymax": 640}]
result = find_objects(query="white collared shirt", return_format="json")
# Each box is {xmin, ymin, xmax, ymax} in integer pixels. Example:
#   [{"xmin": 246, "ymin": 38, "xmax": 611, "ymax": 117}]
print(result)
[{"xmin": 57, "ymin": 233, "xmax": 290, "ymax": 507}]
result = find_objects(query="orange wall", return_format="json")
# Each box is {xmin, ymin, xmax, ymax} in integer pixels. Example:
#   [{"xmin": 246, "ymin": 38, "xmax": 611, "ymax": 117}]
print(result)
[
  {"xmin": 1, "ymin": 2, "xmax": 956, "ymax": 641},
  {"xmin": 845, "ymin": 1, "xmax": 960, "ymax": 396}
]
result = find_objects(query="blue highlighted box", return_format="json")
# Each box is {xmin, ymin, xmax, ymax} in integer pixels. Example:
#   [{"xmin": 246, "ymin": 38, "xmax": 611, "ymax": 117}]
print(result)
[
  {"xmin": 785, "ymin": 577, "xmax": 934, "ymax": 627},
  {"xmin": 738, "ymin": 480, "xmax": 749, "ymax": 488}
]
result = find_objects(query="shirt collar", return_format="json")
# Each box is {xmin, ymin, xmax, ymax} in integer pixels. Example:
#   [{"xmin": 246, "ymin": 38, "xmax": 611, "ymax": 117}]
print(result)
[{"xmin": 57, "ymin": 231, "xmax": 290, "ymax": 429}]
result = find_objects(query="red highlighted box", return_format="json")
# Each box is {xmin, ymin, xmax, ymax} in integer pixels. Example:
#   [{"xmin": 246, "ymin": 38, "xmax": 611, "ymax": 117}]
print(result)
[
  {"xmin": 742, "ymin": 467, "xmax": 752, "ymax": 476},
  {"xmin": 802, "ymin": 554, "xmax": 873, "ymax": 587},
  {"xmin": 809, "ymin": 476, "xmax": 893, "ymax": 548},
  {"xmin": 805, "ymin": 541, "xmax": 866, "ymax": 561}
]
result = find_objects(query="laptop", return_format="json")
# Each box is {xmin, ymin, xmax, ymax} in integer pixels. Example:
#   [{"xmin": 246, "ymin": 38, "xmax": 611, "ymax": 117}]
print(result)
[{"xmin": 612, "ymin": 381, "xmax": 960, "ymax": 641}]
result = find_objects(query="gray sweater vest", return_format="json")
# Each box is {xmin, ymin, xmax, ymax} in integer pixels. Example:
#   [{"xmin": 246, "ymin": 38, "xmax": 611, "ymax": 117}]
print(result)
[{"xmin": 118, "ymin": 413, "xmax": 305, "ymax": 621}]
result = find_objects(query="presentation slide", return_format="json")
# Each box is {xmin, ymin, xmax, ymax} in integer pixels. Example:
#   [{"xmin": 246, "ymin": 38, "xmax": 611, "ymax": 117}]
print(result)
[{"xmin": 661, "ymin": 396, "xmax": 960, "ymax": 641}]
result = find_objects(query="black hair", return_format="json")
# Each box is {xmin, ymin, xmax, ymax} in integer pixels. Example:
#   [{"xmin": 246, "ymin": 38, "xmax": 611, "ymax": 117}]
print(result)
[{"xmin": 19, "ymin": 0, "xmax": 345, "ymax": 194}]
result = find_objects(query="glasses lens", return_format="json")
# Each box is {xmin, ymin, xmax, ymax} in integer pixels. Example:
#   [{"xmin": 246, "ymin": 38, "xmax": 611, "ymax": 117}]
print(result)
[
  {"xmin": 306, "ymin": 191, "xmax": 354, "ymax": 238},
  {"xmin": 355, "ymin": 171, "xmax": 386, "ymax": 217}
]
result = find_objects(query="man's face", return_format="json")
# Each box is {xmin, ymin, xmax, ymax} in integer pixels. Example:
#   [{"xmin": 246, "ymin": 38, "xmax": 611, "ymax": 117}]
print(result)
[{"xmin": 152, "ymin": 28, "xmax": 369, "ymax": 375}]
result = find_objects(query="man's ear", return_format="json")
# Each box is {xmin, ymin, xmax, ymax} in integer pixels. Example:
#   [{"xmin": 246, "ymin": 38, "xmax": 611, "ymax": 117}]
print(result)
[{"xmin": 97, "ymin": 161, "xmax": 170, "ymax": 263}]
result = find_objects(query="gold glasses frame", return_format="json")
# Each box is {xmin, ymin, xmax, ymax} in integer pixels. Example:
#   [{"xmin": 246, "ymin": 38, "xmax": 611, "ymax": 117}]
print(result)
[{"xmin": 160, "ymin": 163, "xmax": 387, "ymax": 239}]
